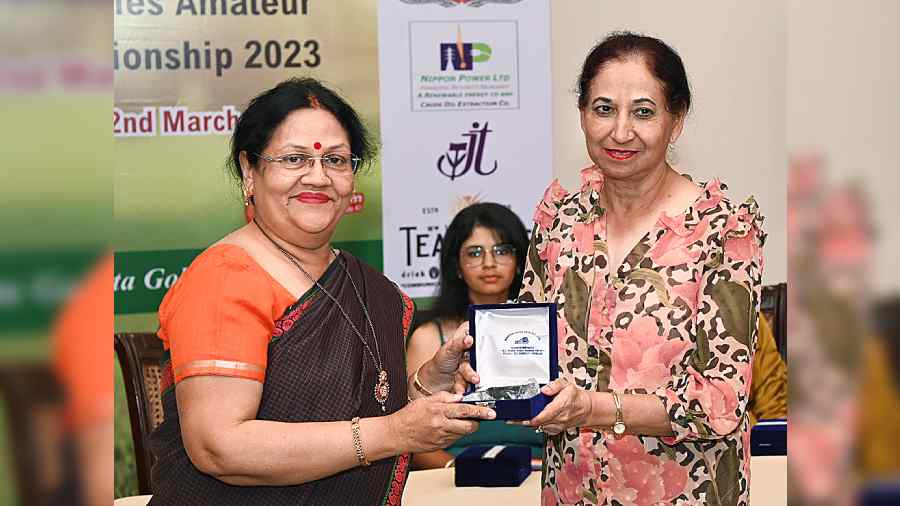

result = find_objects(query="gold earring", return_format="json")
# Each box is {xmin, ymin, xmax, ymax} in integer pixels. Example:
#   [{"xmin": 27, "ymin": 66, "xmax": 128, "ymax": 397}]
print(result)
[
  {"xmin": 243, "ymin": 188, "xmax": 254, "ymax": 206},
  {"xmin": 666, "ymin": 142, "xmax": 679, "ymax": 165}
]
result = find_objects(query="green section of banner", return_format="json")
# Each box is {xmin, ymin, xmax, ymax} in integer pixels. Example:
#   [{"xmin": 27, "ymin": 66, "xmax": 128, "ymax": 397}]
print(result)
[
  {"xmin": 114, "ymin": 239, "xmax": 382, "ymax": 315},
  {"xmin": 114, "ymin": 1, "xmax": 384, "ymax": 325},
  {"xmin": 0, "ymin": 250, "xmax": 99, "ymax": 332}
]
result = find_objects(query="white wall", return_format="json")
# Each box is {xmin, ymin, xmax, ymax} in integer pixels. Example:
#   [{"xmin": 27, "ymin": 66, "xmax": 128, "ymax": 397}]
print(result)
[
  {"xmin": 787, "ymin": 0, "xmax": 900, "ymax": 295},
  {"xmin": 550, "ymin": 0, "xmax": 787, "ymax": 284}
]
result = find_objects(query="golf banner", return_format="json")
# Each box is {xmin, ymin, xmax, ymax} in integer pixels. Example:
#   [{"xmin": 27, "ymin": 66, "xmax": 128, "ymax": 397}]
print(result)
[{"xmin": 114, "ymin": 0, "xmax": 383, "ymax": 318}]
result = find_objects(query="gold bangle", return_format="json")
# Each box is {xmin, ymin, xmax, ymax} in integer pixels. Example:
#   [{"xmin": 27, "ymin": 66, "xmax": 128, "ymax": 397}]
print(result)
[
  {"xmin": 350, "ymin": 417, "xmax": 370, "ymax": 466},
  {"xmin": 412, "ymin": 364, "xmax": 434, "ymax": 397}
]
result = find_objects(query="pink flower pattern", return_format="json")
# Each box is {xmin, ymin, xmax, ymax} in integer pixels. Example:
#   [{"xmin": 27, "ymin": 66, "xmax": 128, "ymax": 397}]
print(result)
[
  {"xmin": 723, "ymin": 201, "xmax": 763, "ymax": 262},
  {"xmin": 605, "ymin": 436, "xmax": 688, "ymax": 506},
  {"xmin": 587, "ymin": 279, "xmax": 615, "ymax": 345},
  {"xmin": 542, "ymin": 486, "xmax": 559, "ymax": 506},
  {"xmin": 647, "ymin": 214, "xmax": 710, "ymax": 267},
  {"xmin": 519, "ymin": 168, "xmax": 765, "ymax": 505},
  {"xmin": 534, "ymin": 179, "xmax": 570, "ymax": 231},
  {"xmin": 610, "ymin": 316, "xmax": 692, "ymax": 391},
  {"xmin": 670, "ymin": 272, "xmax": 700, "ymax": 313},
  {"xmin": 686, "ymin": 368, "xmax": 741, "ymax": 435}
]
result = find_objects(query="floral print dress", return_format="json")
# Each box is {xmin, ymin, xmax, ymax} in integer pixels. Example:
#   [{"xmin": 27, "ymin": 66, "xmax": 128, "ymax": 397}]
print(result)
[{"xmin": 519, "ymin": 167, "xmax": 766, "ymax": 506}]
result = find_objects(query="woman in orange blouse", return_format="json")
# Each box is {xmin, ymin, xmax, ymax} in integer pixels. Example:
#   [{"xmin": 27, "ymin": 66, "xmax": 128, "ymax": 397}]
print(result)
[{"xmin": 147, "ymin": 78, "xmax": 495, "ymax": 505}]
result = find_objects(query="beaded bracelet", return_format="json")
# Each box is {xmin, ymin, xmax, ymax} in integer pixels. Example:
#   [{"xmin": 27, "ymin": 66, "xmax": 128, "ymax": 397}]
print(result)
[{"xmin": 350, "ymin": 417, "xmax": 370, "ymax": 466}]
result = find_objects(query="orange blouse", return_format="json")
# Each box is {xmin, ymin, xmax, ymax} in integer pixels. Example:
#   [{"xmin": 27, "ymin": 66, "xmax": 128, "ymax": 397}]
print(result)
[{"xmin": 157, "ymin": 244, "xmax": 296, "ymax": 385}]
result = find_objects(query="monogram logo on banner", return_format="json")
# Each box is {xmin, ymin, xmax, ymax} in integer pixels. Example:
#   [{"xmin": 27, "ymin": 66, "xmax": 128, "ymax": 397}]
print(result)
[
  {"xmin": 436, "ymin": 121, "xmax": 498, "ymax": 181},
  {"xmin": 439, "ymin": 26, "xmax": 491, "ymax": 71},
  {"xmin": 400, "ymin": 0, "xmax": 523, "ymax": 7}
]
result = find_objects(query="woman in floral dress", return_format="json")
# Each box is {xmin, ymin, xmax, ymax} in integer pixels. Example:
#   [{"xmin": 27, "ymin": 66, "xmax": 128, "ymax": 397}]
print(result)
[{"xmin": 519, "ymin": 33, "xmax": 766, "ymax": 506}]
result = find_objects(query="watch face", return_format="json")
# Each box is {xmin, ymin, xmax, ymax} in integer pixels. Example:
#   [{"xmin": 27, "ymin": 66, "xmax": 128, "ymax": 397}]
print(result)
[{"xmin": 613, "ymin": 422, "xmax": 626, "ymax": 435}]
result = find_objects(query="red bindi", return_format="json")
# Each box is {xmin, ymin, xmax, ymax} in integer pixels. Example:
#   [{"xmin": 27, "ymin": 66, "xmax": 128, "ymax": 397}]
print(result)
[{"xmin": 313, "ymin": 142, "xmax": 322, "ymax": 150}]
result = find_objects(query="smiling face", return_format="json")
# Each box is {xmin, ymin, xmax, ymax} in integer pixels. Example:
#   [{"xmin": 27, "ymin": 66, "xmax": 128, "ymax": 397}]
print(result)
[
  {"xmin": 458, "ymin": 225, "xmax": 518, "ymax": 302},
  {"xmin": 580, "ymin": 57, "xmax": 684, "ymax": 181},
  {"xmin": 241, "ymin": 107, "xmax": 355, "ymax": 246}
]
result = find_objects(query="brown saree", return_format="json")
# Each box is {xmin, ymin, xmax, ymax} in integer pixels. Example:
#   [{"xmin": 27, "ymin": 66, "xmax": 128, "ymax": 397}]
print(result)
[{"xmin": 148, "ymin": 251, "xmax": 413, "ymax": 505}]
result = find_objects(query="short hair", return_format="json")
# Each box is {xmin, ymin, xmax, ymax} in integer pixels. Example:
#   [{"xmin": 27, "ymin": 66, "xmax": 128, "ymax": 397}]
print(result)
[
  {"xmin": 423, "ymin": 203, "xmax": 530, "ymax": 325},
  {"xmin": 227, "ymin": 77, "xmax": 376, "ymax": 183},
  {"xmin": 577, "ymin": 31, "xmax": 691, "ymax": 117}
]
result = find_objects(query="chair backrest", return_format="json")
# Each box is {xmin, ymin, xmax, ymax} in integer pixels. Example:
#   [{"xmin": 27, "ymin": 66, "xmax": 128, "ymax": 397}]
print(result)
[
  {"xmin": 760, "ymin": 283, "xmax": 787, "ymax": 362},
  {"xmin": 114, "ymin": 333, "xmax": 165, "ymax": 496},
  {"xmin": 0, "ymin": 363, "xmax": 65, "ymax": 506}
]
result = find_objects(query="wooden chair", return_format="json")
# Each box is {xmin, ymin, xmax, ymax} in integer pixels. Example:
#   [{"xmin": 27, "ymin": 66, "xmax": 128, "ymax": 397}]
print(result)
[
  {"xmin": 114, "ymin": 333, "xmax": 165, "ymax": 496},
  {"xmin": 0, "ymin": 363, "xmax": 66, "ymax": 506},
  {"xmin": 760, "ymin": 283, "xmax": 787, "ymax": 362}
]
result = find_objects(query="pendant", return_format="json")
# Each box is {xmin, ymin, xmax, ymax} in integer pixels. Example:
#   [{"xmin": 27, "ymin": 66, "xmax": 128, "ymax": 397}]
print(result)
[{"xmin": 374, "ymin": 369, "xmax": 390, "ymax": 411}]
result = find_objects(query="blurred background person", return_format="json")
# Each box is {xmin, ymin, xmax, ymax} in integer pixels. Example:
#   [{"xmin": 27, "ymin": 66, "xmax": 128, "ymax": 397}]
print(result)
[
  {"xmin": 861, "ymin": 294, "xmax": 900, "ymax": 479},
  {"xmin": 748, "ymin": 315, "xmax": 788, "ymax": 426},
  {"xmin": 406, "ymin": 202, "xmax": 539, "ymax": 469},
  {"xmin": 0, "ymin": 0, "xmax": 110, "ymax": 504},
  {"xmin": 787, "ymin": 155, "xmax": 867, "ymax": 505},
  {"xmin": 52, "ymin": 253, "xmax": 114, "ymax": 506}
]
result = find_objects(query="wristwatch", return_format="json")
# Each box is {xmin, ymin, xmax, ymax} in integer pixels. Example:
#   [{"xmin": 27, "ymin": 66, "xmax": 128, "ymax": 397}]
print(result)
[{"xmin": 611, "ymin": 391, "xmax": 626, "ymax": 437}]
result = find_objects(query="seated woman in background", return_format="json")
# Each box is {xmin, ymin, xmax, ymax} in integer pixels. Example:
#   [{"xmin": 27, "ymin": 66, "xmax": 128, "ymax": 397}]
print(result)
[
  {"xmin": 748, "ymin": 315, "xmax": 788, "ymax": 426},
  {"xmin": 406, "ymin": 202, "xmax": 541, "ymax": 469}
]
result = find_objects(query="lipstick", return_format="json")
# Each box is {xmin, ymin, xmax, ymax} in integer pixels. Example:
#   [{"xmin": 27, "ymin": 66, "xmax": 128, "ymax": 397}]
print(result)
[
  {"xmin": 605, "ymin": 148, "xmax": 637, "ymax": 161},
  {"xmin": 295, "ymin": 192, "xmax": 331, "ymax": 204}
]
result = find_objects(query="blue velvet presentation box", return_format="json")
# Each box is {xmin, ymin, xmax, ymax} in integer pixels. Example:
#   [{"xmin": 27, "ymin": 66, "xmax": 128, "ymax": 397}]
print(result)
[
  {"xmin": 861, "ymin": 480, "xmax": 900, "ymax": 505},
  {"xmin": 463, "ymin": 303, "xmax": 558, "ymax": 421},
  {"xmin": 750, "ymin": 418, "xmax": 786, "ymax": 456},
  {"xmin": 454, "ymin": 445, "xmax": 532, "ymax": 487}
]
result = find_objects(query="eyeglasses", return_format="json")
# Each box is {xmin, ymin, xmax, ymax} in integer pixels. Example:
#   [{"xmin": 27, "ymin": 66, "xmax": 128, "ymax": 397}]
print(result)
[
  {"xmin": 256, "ymin": 152, "xmax": 361, "ymax": 175},
  {"xmin": 460, "ymin": 243, "xmax": 516, "ymax": 267}
]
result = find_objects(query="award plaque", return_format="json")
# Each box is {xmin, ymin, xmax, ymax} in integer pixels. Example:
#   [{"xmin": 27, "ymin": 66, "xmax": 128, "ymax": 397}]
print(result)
[{"xmin": 462, "ymin": 303, "xmax": 558, "ymax": 420}]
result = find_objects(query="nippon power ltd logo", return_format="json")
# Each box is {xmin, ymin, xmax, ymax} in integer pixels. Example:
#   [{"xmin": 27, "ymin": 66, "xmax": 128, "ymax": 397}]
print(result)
[
  {"xmin": 440, "ymin": 26, "xmax": 491, "ymax": 71},
  {"xmin": 436, "ymin": 121, "xmax": 498, "ymax": 181},
  {"xmin": 401, "ymin": 0, "xmax": 523, "ymax": 7}
]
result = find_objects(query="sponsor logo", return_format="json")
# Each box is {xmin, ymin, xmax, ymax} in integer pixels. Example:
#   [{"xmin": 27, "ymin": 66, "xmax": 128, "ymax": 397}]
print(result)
[
  {"xmin": 436, "ymin": 121, "xmax": 498, "ymax": 180},
  {"xmin": 399, "ymin": 224, "xmax": 443, "ymax": 267},
  {"xmin": 440, "ymin": 26, "xmax": 491, "ymax": 71}
]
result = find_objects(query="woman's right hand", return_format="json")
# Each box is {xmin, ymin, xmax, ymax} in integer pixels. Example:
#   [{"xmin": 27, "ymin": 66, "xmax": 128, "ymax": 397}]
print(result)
[{"xmin": 388, "ymin": 391, "xmax": 496, "ymax": 453}]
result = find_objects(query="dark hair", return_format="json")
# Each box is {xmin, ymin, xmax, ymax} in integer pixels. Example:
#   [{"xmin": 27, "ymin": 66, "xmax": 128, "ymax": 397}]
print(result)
[
  {"xmin": 422, "ymin": 203, "xmax": 529, "ymax": 325},
  {"xmin": 577, "ymin": 31, "xmax": 691, "ymax": 117},
  {"xmin": 227, "ymin": 77, "xmax": 376, "ymax": 184}
]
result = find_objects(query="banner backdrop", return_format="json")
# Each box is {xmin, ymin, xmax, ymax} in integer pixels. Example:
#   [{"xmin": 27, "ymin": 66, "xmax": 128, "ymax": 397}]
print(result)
[
  {"xmin": 114, "ymin": 1, "xmax": 382, "ymax": 315},
  {"xmin": 377, "ymin": 0, "xmax": 552, "ymax": 297}
]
